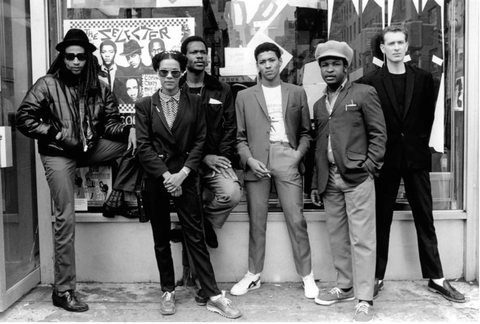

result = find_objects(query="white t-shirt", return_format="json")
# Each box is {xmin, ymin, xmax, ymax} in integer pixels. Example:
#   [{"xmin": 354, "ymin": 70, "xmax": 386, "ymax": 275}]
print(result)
[{"xmin": 262, "ymin": 85, "xmax": 288, "ymax": 143}]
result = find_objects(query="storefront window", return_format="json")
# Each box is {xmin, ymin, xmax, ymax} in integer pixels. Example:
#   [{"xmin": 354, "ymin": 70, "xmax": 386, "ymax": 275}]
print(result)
[{"xmin": 53, "ymin": 0, "xmax": 465, "ymax": 212}]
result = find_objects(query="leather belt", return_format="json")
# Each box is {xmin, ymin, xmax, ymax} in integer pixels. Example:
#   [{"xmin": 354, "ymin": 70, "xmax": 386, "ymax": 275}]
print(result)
[{"xmin": 270, "ymin": 140, "xmax": 290, "ymax": 147}]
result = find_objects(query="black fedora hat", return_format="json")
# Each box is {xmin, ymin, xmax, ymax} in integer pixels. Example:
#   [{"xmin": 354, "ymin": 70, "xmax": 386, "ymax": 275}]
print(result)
[
  {"xmin": 121, "ymin": 40, "xmax": 143, "ymax": 56},
  {"xmin": 56, "ymin": 29, "xmax": 97, "ymax": 53}
]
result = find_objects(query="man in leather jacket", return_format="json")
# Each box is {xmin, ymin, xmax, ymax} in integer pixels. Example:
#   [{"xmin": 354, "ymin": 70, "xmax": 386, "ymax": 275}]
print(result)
[{"xmin": 16, "ymin": 29, "xmax": 138, "ymax": 312}]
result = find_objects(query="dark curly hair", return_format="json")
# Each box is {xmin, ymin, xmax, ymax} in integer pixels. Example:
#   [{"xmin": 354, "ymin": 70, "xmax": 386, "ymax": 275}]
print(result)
[
  {"xmin": 180, "ymin": 35, "xmax": 207, "ymax": 55},
  {"xmin": 254, "ymin": 42, "xmax": 282, "ymax": 62},
  {"xmin": 151, "ymin": 51, "xmax": 188, "ymax": 72}
]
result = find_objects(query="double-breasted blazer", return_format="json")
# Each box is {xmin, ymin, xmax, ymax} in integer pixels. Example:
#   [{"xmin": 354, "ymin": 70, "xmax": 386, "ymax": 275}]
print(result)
[
  {"xmin": 312, "ymin": 81, "xmax": 387, "ymax": 194},
  {"xmin": 235, "ymin": 81, "xmax": 312, "ymax": 181},
  {"xmin": 135, "ymin": 90, "xmax": 206, "ymax": 181},
  {"xmin": 356, "ymin": 64, "xmax": 436, "ymax": 170}
]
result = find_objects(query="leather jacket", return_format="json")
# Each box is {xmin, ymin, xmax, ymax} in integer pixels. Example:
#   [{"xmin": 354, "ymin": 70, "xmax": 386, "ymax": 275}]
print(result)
[{"xmin": 16, "ymin": 69, "xmax": 131, "ymax": 158}]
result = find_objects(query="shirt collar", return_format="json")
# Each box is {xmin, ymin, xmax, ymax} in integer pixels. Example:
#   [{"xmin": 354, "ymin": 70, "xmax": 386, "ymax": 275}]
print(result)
[
  {"xmin": 101, "ymin": 64, "xmax": 117, "ymax": 72},
  {"xmin": 323, "ymin": 77, "xmax": 348, "ymax": 96},
  {"xmin": 159, "ymin": 89, "xmax": 181, "ymax": 103}
]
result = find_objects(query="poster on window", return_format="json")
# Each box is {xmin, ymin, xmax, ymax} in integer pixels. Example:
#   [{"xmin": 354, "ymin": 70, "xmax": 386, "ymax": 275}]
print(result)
[{"xmin": 64, "ymin": 17, "xmax": 194, "ymax": 125}]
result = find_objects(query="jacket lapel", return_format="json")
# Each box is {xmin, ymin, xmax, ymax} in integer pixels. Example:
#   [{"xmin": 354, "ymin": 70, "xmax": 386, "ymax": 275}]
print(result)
[
  {"xmin": 331, "ymin": 81, "xmax": 349, "ymax": 114},
  {"xmin": 253, "ymin": 84, "xmax": 269, "ymax": 119},
  {"xmin": 403, "ymin": 65, "xmax": 415, "ymax": 119},
  {"xmin": 381, "ymin": 65, "xmax": 402, "ymax": 120},
  {"xmin": 281, "ymin": 82, "xmax": 289, "ymax": 118},
  {"xmin": 152, "ymin": 91, "xmax": 176, "ymax": 142}
]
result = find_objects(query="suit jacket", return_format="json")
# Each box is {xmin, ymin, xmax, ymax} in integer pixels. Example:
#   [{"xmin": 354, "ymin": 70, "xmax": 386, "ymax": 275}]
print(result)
[
  {"xmin": 236, "ymin": 81, "xmax": 312, "ymax": 181},
  {"xmin": 356, "ymin": 64, "xmax": 436, "ymax": 170},
  {"xmin": 312, "ymin": 81, "xmax": 387, "ymax": 194},
  {"xmin": 135, "ymin": 90, "xmax": 206, "ymax": 181}
]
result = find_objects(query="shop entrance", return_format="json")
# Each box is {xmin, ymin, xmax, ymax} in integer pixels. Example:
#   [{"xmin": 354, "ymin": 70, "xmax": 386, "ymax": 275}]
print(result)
[{"xmin": 0, "ymin": 0, "xmax": 40, "ymax": 312}]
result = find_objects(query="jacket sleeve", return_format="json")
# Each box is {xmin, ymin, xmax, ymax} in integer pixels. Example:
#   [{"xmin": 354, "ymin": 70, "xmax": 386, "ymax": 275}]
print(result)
[
  {"xmin": 235, "ymin": 91, "xmax": 253, "ymax": 170},
  {"xmin": 135, "ymin": 98, "xmax": 169, "ymax": 179},
  {"xmin": 363, "ymin": 86, "xmax": 387, "ymax": 176},
  {"xmin": 101, "ymin": 83, "xmax": 132, "ymax": 141},
  {"xmin": 297, "ymin": 89, "xmax": 312, "ymax": 156},
  {"xmin": 16, "ymin": 78, "xmax": 60, "ymax": 140},
  {"xmin": 183, "ymin": 96, "xmax": 206, "ymax": 172},
  {"xmin": 218, "ymin": 84, "xmax": 237, "ymax": 161}
]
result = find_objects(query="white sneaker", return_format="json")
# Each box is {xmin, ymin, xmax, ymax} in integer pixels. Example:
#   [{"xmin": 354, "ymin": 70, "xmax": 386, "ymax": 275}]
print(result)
[
  {"xmin": 230, "ymin": 272, "xmax": 261, "ymax": 296},
  {"xmin": 302, "ymin": 273, "xmax": 319, "ymax": 299}
]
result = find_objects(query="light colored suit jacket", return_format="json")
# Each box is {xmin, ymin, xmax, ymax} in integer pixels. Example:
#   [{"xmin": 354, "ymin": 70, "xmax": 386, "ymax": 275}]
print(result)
[{"xmin": 236, "ymin": 81, "xmax": 312, "ymax": 181}]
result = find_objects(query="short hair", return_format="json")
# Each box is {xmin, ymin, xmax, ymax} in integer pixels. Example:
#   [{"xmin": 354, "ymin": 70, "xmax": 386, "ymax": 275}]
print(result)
[
  {"xmin": 148, "ymin": 38, "xmax": 165, "ymax": 53},
  {"xmin": 100, "ymin": 39, "xmax": 117, "ymax": 53},
  {"xmin": 382, "ymin": 25, "xmax": 408, "ymax": 43},
  {"xmin": 181, "ymin": 35, "xmax": 208, "ymax": 55},
  {"xmin": 151, "ymin": 51, "xmax": 188, "ymax": 72},
  {"xmin": 254, "ymin": 42, "xmax": 282, "ymax": 62}
]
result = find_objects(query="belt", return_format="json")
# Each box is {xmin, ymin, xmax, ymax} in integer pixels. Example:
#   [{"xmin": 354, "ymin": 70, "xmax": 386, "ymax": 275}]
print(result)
[{"xmin": 270, "ymin": 140, "xmax": 290, "ymax": 147}]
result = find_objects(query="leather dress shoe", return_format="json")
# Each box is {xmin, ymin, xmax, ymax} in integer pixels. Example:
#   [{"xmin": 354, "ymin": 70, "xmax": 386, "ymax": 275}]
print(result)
[
  {"xmin": 204, "ymin": 219, "xmax": 218, "ymax": 249},
  {"xmin": 52, "ymin": 290, "xmax": 89, "ymax": 312},
  {"xmin": 427, "ymin": 279, "xmax": 466, "ymax": 303},
  {"xmin": 373, "ymin": 279, "xmax": 384, "ymax": 299},
  {"xmin": 195, "ymin": 289, "xmax": 208, "ymax": 306}
]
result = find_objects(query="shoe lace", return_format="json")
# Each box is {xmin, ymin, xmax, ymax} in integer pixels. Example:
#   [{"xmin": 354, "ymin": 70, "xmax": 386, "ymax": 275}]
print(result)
[
  {"xmin": 218, "ymin": 291, "xmax": 233, "ymax": 307},
  {"xmin": 162, "ymin": 291, "xmax": 174, "ymax": 302},
  {"xmin": 329, "ymin": 287, "xmax": 343, "ymax": 297},
  {"xmin": 355, "ymin": 303, "xmax": 369, "ymax": 315}
]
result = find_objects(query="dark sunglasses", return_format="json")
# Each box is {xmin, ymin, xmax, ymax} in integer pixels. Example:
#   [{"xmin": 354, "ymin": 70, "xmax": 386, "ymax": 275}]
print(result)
[
  {"xmin": 158, "ymin": 69, "xmax": 181, "ymax": 78},
  {"xmin": 64, "ymin": 53, "xmax": 87, "ymax": 61}
]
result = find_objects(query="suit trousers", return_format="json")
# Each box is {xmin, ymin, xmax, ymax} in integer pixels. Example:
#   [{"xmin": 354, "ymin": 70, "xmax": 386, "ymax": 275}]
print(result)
[
  {"xmin": 375, "ymin": 168, "xmax": 443, "ymax": 280},
  {"xmin": 201, "ymin": 168, "xmax": 242, "ymax": 228},
  {"xmin": 144, "ymin": 175, "xmax": 221, "ymax": 297},
  {"xmin": 41, "ymin": 138, "xmax": 138, "ymax": 292},
  {"xmin": 244, "ymin": 143, "xmax": 312, "ymax": 277},
  {"xmin": 323, "ymin": 165, "xmax": 376, "ymax": 301}
]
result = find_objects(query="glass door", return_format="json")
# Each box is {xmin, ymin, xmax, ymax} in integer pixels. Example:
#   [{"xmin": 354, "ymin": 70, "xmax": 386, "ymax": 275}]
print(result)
[{"xmin": 0, "ymin": 0, "xmax": 40, "ymax": 312}]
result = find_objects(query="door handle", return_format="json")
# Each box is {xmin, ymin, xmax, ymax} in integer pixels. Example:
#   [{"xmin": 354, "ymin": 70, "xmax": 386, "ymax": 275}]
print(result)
[{"xmin": 0, "ymin": 126, "xmax": 13, "ymax": 168}]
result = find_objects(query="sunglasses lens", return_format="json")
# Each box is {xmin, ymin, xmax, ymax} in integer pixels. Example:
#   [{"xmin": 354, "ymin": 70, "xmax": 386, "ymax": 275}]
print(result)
[
  {"xmin": 65, "ymin": 53, "xmax": 86, "ymax": 61},
  {"xmin": 159, "ymin": 70, "xmax": 181, "ymax": 78}
]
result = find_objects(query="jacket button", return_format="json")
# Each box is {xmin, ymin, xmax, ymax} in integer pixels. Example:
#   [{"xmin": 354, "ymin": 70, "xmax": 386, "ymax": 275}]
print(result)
[{"xmin": 401, "ymin": 133, "xmax": 404, "ymax": 136}]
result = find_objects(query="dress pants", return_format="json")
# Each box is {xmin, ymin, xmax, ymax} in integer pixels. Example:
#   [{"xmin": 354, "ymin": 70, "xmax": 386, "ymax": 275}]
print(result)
[
  {"xmin": 323, "ymin": 165, "xmax": 376, "ymax": 301},
  {"xmin": 244, "ymin": 143, "xmax": 312, "ymax": 277},
  {"xmin": 375, "ymin": 168, "xmax": 443, "ymax": 280},
  {"xmin": 41, "ymin": 138, "xmax": 139, "ymax": 292},
  {"xmin": 144, "ymin": 175, "xmax": 222, "ymax": 297},
  {"xmin": 201, "ymin": 168, "xmax": 242, "ymax": 228}
]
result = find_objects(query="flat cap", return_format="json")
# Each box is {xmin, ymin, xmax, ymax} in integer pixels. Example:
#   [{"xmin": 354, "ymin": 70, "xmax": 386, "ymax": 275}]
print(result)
[{"xmin": 315, "ymin": 40, "xmax": 354, "ymax": 66}]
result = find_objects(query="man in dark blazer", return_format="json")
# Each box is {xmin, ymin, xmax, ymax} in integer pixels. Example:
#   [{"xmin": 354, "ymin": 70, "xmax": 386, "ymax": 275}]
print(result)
[
  {"xmin": 232, "ymin": 42, "xmax": 319, "ymax": 299},
  {"xmin": 310, "ymin": 40, "xmax": 386, "ymax": 322},
  {"xmin": 356, "ymin": 25, "xmax": 465, "ymax": 303}
]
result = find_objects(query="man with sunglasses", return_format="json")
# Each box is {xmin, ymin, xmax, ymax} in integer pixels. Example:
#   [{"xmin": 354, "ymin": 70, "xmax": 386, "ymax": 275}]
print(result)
[
  {"xmin": 180, "ymin": 36, "xmax": 242, "ymax": 250},
  {"xmin": 16, "ymin": 29, "xmax": 139, "ymax": 312}
]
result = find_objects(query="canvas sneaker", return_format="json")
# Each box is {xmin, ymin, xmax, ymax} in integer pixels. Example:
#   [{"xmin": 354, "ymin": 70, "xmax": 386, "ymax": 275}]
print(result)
[
  {"xmin": 207, "ymin": 291, "xmax": 242, "ymax": 319},
  {"xmin": 315, "ymin": 287, "xmax": 355, "ymax": 306},
  {"xmin": 230, "ymin": 272, "xmax": 261, "ymax": 296},
  {"xmin": 353, "ymin": 302, "xmax": 374, "ymax": 322},
  {"xmin": 159, "ymin": 291, "xmax": 176, "ymax": 315},
  {"xmin": 302, "ymin": 273, "xmax": 320, "ymax": 299}
]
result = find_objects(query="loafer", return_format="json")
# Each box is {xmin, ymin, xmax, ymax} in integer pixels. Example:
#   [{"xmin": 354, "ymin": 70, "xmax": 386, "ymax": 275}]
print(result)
[
  {"xmin": 102, "ymin": 202, "xmax": 127, "ymax": 218},
  {"xmin": 427, "ymin": 279, "xmax": 466, "ymax": 303},
  {"xmin": 160, "ymin": 291, "xmax": 176, "ymax": 315},
  {"xmin": 373, "ymin": 279, "xmax": 384, "ymax": 299},
  {"xmin": 195, "ymin": 289, "xmax": 208, "ymax": 306},
  {"xmin": 52, "ymin": 290, "xmax": 89, "ymax": 312}
]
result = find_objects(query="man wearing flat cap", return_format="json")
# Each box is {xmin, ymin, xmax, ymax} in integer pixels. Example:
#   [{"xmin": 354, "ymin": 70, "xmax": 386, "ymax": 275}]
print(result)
[
  {"xmin": 310, "ymin": 40, "xmax": 386, "ymax": 322},
  {"xmin": 16, "ymin": 28, "xmax": 139, "ymax": 312}
]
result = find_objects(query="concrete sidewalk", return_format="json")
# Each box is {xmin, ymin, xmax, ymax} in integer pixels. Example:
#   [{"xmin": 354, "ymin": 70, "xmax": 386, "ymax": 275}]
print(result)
[{"xmin": 0, "ymin": 280, "xmax": 478, "ymax": 322}]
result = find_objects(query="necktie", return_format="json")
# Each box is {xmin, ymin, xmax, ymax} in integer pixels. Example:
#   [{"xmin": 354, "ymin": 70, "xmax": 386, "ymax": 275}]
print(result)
[{"xmin": 165, "ymin": 98, "xmax": 177, "ymax": 129}]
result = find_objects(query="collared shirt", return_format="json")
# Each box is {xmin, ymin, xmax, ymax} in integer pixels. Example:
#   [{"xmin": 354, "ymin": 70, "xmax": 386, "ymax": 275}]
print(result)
[
  {"xmin": 324, "ymin": 78, "xmax": 348, "ymax": 164},
  {"xmin": 159, "ymin": 90, "xmax": 180, "ymax": 129},
  {"xmin": 100, "ymin": 64, "xmax": 118, "ymax": 90}
]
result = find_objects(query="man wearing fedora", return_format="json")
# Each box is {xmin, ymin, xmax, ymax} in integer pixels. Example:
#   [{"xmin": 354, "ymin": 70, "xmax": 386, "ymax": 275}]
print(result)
[
  {"xmin": 16, "ymin": 28, "xmax": 139, "ymax": 312},
  {"xmin": 310, "ymin": 40, "xmax": 386, "ymax": 322},
  {"xmin": 119, "ymin": 39, "xmax": 154, "ymax": 78}
]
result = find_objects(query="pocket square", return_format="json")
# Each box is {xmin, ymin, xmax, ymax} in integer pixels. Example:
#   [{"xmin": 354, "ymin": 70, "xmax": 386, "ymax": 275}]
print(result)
[{"xmin": 209, "ymin": 98, "xmax": 222, "ymax": 104}]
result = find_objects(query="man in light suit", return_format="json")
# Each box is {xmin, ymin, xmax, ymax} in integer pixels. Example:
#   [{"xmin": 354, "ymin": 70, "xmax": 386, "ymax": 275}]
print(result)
[
  {"xmin": 231, "ymin": 42, "xmax": 319, "ymax": 299},
  {"xmin": 356, "ymin": 25, "xmax": 465, "ymax": 303},
  {"xmin": 310, "ymin": 41, "xmax": 386, "ymax": 322}
]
